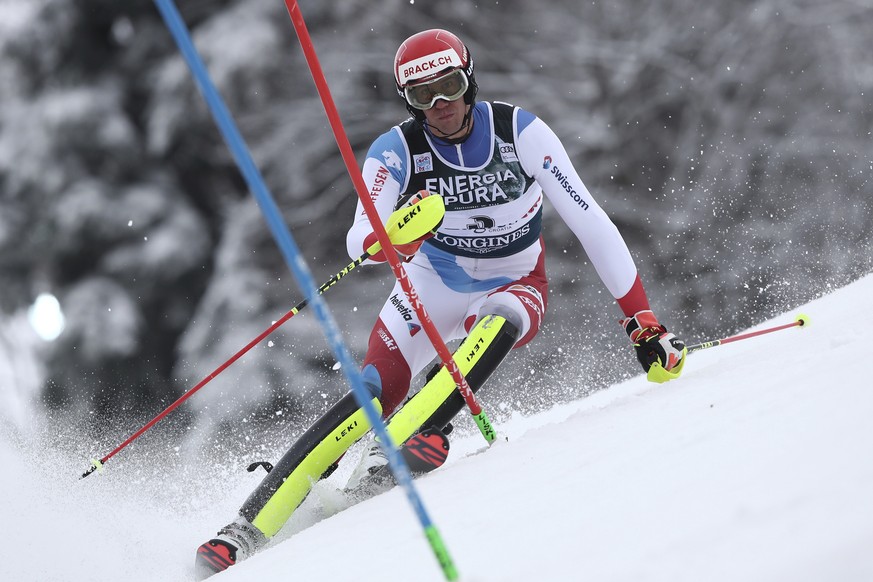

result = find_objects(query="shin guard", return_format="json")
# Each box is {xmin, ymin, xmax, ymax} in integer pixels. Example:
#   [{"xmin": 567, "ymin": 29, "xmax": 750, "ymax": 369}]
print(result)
[
  {"xmin": 385, "ymin": 314, "xmax": 519, "ymax": 446},
  {"xmin": 239, "ymin": 392, "xmax": 379, "ymax": 538}
]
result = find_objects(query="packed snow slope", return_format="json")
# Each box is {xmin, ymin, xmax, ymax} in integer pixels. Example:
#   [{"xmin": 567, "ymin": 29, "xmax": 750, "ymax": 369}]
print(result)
[{"xmin": 2, "ymin": 273, "xmax": 872, "ymax": 582}]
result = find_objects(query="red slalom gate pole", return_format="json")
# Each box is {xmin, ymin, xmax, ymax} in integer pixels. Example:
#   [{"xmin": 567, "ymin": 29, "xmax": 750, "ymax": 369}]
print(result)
[
  {"xmin": 687, "ymin": 313, "xmax": 809, "ymax": 355},
  {"xmin": 283, "ymin": 1, "xmax": 496, "ymax": 444}
]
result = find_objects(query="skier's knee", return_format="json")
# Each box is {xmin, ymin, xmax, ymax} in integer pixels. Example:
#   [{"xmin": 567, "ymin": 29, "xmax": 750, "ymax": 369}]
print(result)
[
  {"xmin": 477, "ymin": 301, "xmax": 525, "ymax": 335},
  {"xmin": 478, "ymin": 284, "xmax": 545, "ymax": 347}
]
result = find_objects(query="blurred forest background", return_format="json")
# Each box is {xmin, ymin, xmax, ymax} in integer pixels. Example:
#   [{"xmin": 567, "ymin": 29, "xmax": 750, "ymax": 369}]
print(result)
[{"xmin": 1, "ymin": 0, "xmax": 871, "ymax": 450}]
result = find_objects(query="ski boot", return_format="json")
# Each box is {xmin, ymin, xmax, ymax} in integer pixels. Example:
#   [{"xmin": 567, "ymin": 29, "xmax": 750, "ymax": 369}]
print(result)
[
  {"xmin": 344, "ymin": 427, "xmax": 450, "ymax": 500},
  {"xmin": 194, "ymin": 515, "xmax": 266, "ymax": 580}
]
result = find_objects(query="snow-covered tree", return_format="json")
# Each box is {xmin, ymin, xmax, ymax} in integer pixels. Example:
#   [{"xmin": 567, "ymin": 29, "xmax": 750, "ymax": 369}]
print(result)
[{"xmin": 0, "ymin": 0, "xmax": 870, "ymax": 437}]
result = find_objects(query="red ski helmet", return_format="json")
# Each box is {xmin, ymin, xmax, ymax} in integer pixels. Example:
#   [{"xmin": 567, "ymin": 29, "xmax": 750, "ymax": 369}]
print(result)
[{"xmin": 393, "ymin": 29, "xmax": 478, "ymax": 119}]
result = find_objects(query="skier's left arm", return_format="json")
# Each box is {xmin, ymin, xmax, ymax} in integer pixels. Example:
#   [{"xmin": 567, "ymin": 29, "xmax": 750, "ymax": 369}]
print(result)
[
  {"xmin": 346, "ymin": 130, "xmax": 435, "ymax": 264},
  {"xmin": 515, "ymin": 111, "xmax": 686, "ymax": 381}
]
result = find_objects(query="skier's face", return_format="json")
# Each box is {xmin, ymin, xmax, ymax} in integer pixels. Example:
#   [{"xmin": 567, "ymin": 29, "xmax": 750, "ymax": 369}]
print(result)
[{"xmin": 422, "ymin": 96, "xmax": 471, "ymax": 139}]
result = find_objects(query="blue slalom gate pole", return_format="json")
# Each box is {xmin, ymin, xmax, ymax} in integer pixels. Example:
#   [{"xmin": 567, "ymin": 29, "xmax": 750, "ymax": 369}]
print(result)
[{"xmin": 151, "ymin": 1, "xmax": 458, "ymax": 579}]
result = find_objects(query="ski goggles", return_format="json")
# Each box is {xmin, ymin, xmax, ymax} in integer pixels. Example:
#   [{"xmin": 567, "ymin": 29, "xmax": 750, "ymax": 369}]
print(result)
[{"xmin": 403, "ymin": 69, "xmax": 469, "ymax": 110}]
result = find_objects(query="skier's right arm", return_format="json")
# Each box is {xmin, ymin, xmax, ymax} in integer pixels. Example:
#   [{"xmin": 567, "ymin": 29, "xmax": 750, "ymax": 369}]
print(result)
[{"xmin": 346, "ymin": 129, "xmax": 408, "ymax": 264}]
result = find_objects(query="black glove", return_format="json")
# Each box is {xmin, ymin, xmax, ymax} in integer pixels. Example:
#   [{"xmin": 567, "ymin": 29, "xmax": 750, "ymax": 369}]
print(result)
[{"xmin": 620, "ymin": 310, "xmax": 686, "ymax": 382}]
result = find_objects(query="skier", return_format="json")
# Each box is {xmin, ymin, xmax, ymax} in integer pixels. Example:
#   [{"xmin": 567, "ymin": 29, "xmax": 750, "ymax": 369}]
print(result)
[{"xmin": 194, "ymin": 28, "xmax": 686, "ymax": 579}]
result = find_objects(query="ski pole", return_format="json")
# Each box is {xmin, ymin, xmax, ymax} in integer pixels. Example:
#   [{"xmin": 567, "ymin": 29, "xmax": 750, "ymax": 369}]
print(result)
[
  {"xmin": 283, "ymin": 0, "xmax": 496, "ymax": 448},
  {"xmin": 687, "ymin": 313, "xmax": 809, "ymax": 355},
  {"xmin": 80, "ymin": 200, "xmax": 445, "ymax": 479}
]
